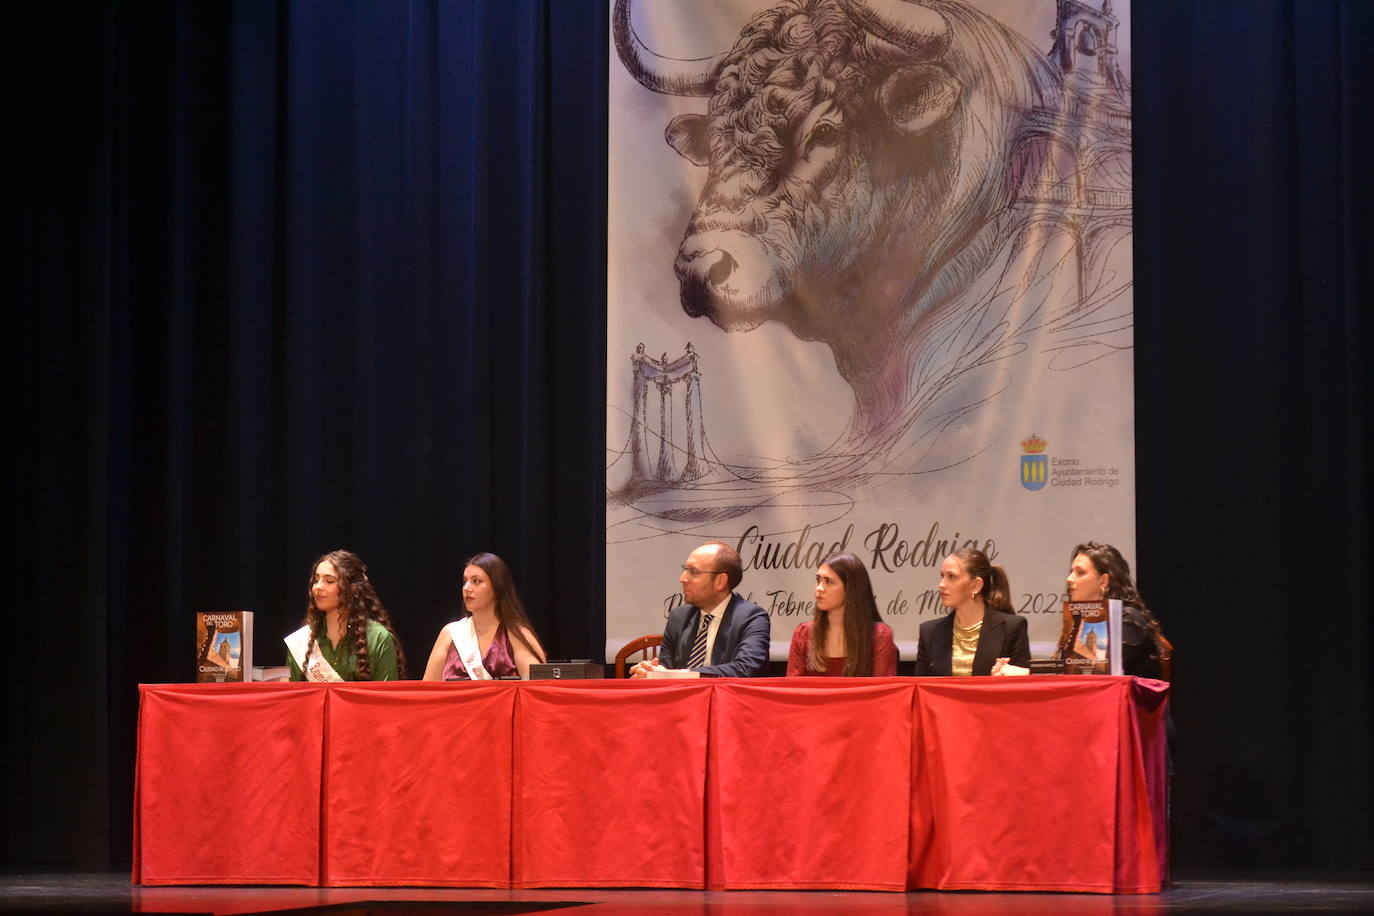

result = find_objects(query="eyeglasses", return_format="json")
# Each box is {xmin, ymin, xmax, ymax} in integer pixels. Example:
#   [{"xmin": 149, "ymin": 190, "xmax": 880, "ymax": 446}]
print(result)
[{"xmin": 681, "ymin": 565, "xmax": 724, "ymax": 577}]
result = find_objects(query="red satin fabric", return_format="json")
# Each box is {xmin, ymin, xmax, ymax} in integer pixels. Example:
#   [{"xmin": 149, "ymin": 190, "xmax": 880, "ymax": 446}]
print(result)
[
  {"xmin": 1119, "ymin": 678, "xmax": 1171, "ymax": 891},
  {"xmin": 323, "ymin": 682, "xmax": 515, "ymax": 887},
  {"xmin": 708, "ymin": 679, "xmax": 912, "ymax": 890},
  {"xmin": 133, "ymin": 677, "xmax": 1168, "ymax": 893},
  {"xmin": 909, "ymin": 677, "xmax": 1169, "ymax": 893},
  {"xmin": 134, "ymin": 683, "xmax": 325, "ymax": 885},
  {"xmin": 513, "ymin": 680, "xmax": 710, "ymax": 887}
]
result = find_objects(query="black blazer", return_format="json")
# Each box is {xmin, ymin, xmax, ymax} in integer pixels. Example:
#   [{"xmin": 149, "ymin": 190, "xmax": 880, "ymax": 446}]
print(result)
[
  {"xmin": 914, "ymin": 609, "xmax": 1030, "ymax": 676},
  {"xmin": 660, "ymin": 592, "xmax": 771, "ymax": 678}
]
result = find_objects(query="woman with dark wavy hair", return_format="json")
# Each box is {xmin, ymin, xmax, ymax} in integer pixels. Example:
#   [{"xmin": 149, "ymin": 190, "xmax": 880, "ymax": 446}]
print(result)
[
  {"xmin": 914, "ymin": 547, "xmax": 1029, "ymax": 676},
  {"xmin": 285, "ymin": 549, "xmax": 405, "ymax": 681},
  {"xmin": 786, "ymin": 553, "xmax": 897, "ymax": 676},
  {"xmin": 422, "ymin": 553, "xmax": 547, "ymax": 680},
  {"xmin": 1064, "ymin": 542, "xmax": 1171, "ymax": 679}
]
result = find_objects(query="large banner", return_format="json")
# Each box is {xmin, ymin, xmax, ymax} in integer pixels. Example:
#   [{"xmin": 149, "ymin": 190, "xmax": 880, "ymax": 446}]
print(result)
[{"xmin": 606, "ymin": 0, "xmax": 1134, "ymax": 661}]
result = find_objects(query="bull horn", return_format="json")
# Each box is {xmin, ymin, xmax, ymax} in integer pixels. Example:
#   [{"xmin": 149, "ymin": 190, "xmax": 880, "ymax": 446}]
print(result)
[
  {"xmin": 842, "ymin": 0, "xmax": 951, "ymax": 60},
  {"xmin": 612, "ymin": 0, "xmax": 726, "ymax": 97}
]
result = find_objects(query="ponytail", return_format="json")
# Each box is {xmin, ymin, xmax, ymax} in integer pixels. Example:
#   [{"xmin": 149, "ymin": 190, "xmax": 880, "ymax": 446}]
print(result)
[
  {"xmin": 983, "ymin": 565, "xmax": 1013, "ymax": 613},
  {"xmin": 952, "ymin": 547, "xmax": 1016, "ymax": 615}
]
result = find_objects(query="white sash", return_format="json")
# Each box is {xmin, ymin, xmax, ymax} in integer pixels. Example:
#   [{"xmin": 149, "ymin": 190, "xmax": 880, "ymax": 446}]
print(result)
[
  {"xmin": 284, "ymin": 625, "xmax": 345, "ymax": 683},
  {"xmin": 446, "ymin": 618, "xmax": 493, "ymax": 681}
]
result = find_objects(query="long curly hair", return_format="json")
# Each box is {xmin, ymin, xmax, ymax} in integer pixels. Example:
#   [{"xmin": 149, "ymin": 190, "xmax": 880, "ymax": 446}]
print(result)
[
  {"xmin": 464, "ymin": 553, "xmax": 546, "ymax": 664},
  {"xmin": 302, "ymin": 549, "xmax": 406, "ymax": 680},
  {"xmin": 807, "ymin": 552, "xmax": 882, "ymax": 676},
  {"xmin": 1071, "ymin": 542, "xmax": 1169, "ymax": 668}
]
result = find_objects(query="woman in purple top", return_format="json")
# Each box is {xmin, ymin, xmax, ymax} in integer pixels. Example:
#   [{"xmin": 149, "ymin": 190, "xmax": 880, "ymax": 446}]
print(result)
[{"xmin": 422, "ymin": 553, "xmax": 547, "ymax": 680}]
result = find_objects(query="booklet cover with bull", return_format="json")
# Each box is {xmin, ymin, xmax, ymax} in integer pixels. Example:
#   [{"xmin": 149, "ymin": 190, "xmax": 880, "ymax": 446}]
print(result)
[
  {"xmin": 196, "ymin": 611, "xmax": 254, "ymax": 682},
  {"xmin": 1054, "ymin": 599, "xmax": 1123, "ymax": 676}
]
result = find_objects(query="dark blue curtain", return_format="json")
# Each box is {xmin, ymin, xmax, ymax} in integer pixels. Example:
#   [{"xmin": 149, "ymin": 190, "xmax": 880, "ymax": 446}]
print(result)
[
  {"xmin": 1134, "ymin": 1, "xmax": 1372, "ymax": 869},
  {"xmin": 5, "ymin": 0, "xmax": 1371, "ymax": 873},
  {"xmin": 8, "ymin": 0, "xmax": 605, "ymax": 867}
]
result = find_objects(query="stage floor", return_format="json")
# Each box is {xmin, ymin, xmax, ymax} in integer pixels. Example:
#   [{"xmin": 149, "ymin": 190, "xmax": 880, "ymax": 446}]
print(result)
[{"xmin": 1, "ymin": 871, "xmax": 1372, "ymax": 915}]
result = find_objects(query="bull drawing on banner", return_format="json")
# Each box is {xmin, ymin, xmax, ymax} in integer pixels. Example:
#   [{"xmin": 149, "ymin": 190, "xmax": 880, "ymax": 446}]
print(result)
[{"xmin": 610, "ymin": 0, "xmax": 1132, "ymax": 514}]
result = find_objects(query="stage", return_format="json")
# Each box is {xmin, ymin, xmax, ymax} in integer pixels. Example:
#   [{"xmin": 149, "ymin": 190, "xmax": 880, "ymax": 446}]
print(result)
[{"xmin": 3, "ymin": 870, "xmax": 1373, "ymax": 915}]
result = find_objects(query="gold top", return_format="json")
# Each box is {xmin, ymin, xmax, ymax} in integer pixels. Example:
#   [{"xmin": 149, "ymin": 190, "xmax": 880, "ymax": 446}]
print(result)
[{"xmin": 951, "ymin": 617, "xmax": 982, "ymax": 677}]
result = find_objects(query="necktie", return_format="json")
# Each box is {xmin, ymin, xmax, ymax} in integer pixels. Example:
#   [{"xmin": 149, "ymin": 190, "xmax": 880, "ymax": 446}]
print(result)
[{"xmin": 686, "ymin": 613, "xmax": 714, "ymax": 669}]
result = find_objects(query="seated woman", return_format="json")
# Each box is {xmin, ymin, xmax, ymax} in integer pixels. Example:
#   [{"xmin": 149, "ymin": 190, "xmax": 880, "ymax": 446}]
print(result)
[
  {"xmin": 285, "ymin": 549, "xmax": 405, "ymax": 681},
  {"xmin": 1064, "ymin": 542, "xmax": 1171, "ymax": 679},
  {"xmin": 914, "ymin": 547, "xmax": 1029, "ymax": 676},
  {"xmin": 422, "ymin": 552, "xmax": 547, "ymax": 680},
  {"xmin": 786, "ymin": 553, "xmax": 897, "ymax": 677}
]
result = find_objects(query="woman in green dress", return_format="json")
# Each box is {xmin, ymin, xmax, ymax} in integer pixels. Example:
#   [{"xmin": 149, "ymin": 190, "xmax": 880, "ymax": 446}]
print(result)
[{"xmin": 285, "ymin": 549, "xmax": 406, "ymax": 681}]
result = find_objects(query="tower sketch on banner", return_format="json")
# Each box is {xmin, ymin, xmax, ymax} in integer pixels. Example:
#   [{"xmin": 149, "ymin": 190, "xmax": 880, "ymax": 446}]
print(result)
[{"xmin": 607, "ymin": 0, "xmax": 1132, "ymax": 535}]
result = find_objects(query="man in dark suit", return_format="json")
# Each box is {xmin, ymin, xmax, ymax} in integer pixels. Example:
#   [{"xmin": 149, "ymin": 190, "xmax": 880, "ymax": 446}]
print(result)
[{"xmin": 630, "ymin": 541, "xmax": 770, "ymax": 678}]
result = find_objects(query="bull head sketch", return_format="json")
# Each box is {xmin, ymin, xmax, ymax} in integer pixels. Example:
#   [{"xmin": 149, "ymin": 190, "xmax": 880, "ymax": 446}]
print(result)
[{"xmin": 614, "ymin": 0, "xmax": 1062, "ymax": 435}]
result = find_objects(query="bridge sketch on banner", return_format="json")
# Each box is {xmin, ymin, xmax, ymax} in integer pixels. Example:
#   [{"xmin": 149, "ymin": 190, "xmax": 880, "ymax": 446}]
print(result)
[
  {"xmin": 606, "ymin": 0, "xmax": 1136, "ymax": 661},
  {"xmin": 623, "ymin": 343, "xmax": 711, "ymax": 491}
]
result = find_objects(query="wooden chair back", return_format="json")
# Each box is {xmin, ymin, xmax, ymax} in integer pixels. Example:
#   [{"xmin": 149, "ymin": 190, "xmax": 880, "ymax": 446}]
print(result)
[{"xmin": 614, "ymin": 635, "xmax": 663, "ymax": 678}]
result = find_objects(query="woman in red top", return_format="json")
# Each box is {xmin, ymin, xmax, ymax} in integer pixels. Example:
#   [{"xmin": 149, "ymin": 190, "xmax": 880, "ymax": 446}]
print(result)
[{"xmin": 787, "ymin": 552, "xmax": 898, "ymax": 676}]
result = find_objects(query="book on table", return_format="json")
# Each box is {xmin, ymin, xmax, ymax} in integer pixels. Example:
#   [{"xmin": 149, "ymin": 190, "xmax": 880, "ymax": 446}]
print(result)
[
  {"xmin": 1053, "ymin": 599, "xmax": 1123, "ymax": 676},
  {"xmin": 196, "ymin": 611, "xmax": 254, "ymax": 683}
]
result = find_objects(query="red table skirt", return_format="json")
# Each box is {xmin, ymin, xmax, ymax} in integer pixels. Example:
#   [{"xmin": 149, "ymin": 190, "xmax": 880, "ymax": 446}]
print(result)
[{"xmin": 133, "ymin": 676, "xmax": 1168, "ymax": 893}]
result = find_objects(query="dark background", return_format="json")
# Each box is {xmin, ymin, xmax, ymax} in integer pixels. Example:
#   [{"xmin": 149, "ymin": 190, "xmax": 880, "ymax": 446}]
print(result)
[{"xmin": 5, "ymin": 0, "xmax": 1369, "ymax": 873}]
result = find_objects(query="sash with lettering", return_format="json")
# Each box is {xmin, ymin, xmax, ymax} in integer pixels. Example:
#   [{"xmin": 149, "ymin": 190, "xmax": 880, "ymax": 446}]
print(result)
[
  {"xmin": 283, "ymin": 625, "xmax": 345, "ymax": 683},
  {"xmin": 446, "ymin": 617, "xmax": 493, "ymax": 681}
]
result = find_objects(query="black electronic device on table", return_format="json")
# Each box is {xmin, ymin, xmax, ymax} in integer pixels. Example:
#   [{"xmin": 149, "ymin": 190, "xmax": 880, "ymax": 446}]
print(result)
[{"xmin": 528, "ymin": 660, "xmax": 605, "ymax": 680}]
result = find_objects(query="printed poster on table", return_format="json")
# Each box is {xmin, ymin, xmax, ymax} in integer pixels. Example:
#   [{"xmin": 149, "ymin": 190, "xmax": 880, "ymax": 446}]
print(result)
[{"xmin": 605, "ymin": 0, "xmax": 1135, "ymax": 661}]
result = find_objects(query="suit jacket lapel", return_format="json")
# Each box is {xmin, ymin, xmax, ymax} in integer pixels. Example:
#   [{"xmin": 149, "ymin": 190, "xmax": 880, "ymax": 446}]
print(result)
[
  {"xmin": 933, "ymin": 614, "xmax": 955, "ymax": 675},
  {"xmin": 713, "ymin": 594, "xmax": 738, "ymax": 664},
  {"xmin": 973, "ymin": 611, "xmax": 1005, "ymax": 676}
]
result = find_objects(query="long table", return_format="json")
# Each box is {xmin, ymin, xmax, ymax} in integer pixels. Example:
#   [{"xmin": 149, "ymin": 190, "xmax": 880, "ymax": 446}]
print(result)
[{"xmin": 133, "ymin": 676, "xmax": 1169, "ymax": 893}]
